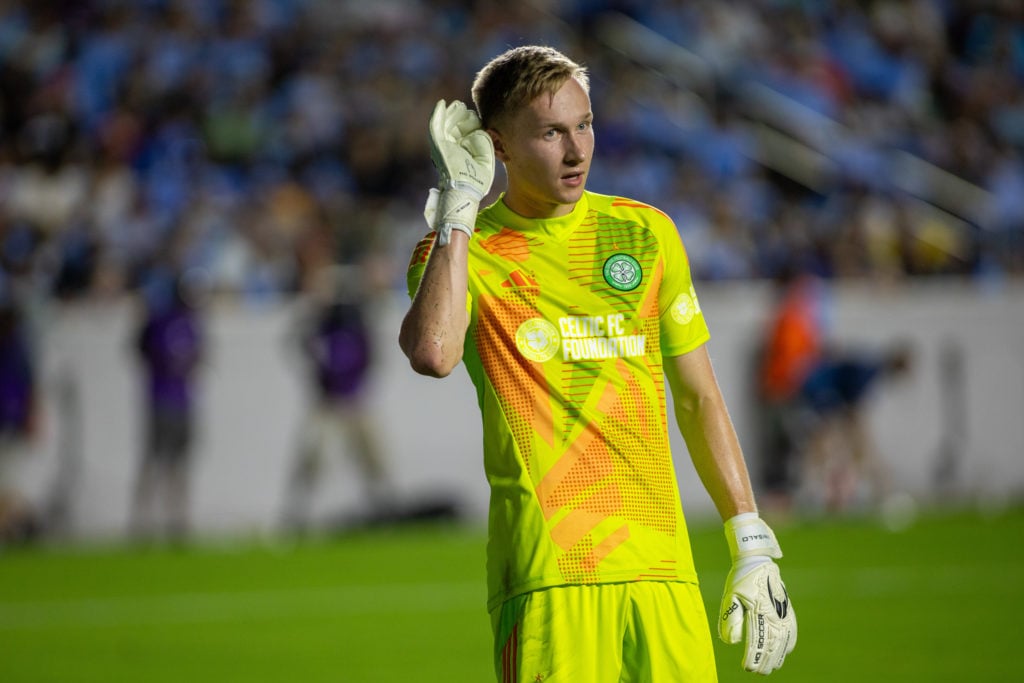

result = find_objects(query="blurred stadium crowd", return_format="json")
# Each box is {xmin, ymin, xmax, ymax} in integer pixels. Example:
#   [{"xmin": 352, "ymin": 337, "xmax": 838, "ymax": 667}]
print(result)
[
  {"xmin": 0, "ymin": 0, "xmax": 1022, "ymax": 313},
  {"xmin": 0, "ymin": 0, "xmax": 1021, "ymax": 540}
]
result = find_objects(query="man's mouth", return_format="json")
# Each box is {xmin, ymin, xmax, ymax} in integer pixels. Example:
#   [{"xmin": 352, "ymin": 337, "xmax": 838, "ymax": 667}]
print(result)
[{"xmin": 562, "ymin": 170, "xmax": 585, "ymax": 186}]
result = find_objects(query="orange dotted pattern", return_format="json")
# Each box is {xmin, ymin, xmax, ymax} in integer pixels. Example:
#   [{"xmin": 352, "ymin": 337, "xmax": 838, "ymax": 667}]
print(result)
[
  {"xmin": 543, "ymin": 435, "xmax": 615, "ymax": 514},
  {"xmin": 474, "ymin": 293, "xmax": 552, "ymax": 480},
  {"xmin": 467, "ymin": 201, "xmax": 688, "ymax": 587},
  {"xmin": 557, "ymin": 535, "xmax": 600, "ymax": 584},
  {"xmin": 603, "ymin": 361, "xmax": 676, "ymax": 537},
  {"xmin": 559, "ymin": 362, "xmax": 600, "ymax": 437}
]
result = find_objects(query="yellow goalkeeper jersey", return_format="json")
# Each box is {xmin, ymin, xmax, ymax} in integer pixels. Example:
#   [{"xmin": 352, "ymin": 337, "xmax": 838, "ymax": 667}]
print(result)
[{"xmin": 407, "ymin": 191, "xmax": 711, "ymax": 611}]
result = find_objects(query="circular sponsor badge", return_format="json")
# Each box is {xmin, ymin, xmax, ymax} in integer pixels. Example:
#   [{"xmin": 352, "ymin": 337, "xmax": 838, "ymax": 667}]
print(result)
[
  {"xmin": 515, "ymin": 318, "xmax": 561, "ymax": 362},
  {"xmin": 671, "ymin": 292, "xmax": 697, "ymax": 324}
]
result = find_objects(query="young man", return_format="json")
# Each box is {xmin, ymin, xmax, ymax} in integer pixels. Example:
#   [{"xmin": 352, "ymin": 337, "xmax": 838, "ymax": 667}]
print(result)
[{"xmin": 400, "ymin": 46, "xmax": 796, "ymax": 681}]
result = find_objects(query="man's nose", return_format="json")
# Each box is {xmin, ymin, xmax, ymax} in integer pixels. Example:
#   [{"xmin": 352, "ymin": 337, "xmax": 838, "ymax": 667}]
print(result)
[{"xmin": 564, "ymin": 136, "xmax": 586, "ymax": 165}]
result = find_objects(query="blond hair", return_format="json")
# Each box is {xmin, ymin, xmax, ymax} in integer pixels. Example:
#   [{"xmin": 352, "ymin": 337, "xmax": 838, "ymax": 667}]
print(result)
[{"xmin": 471, "ymin": 45, "xmax": 589, "ymax": 130}]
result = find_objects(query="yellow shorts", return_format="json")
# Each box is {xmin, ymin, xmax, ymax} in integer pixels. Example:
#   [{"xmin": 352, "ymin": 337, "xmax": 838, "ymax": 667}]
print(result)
[{"xmin": 490, "ymin": 581, "xmax": 717, "ymax": 683}]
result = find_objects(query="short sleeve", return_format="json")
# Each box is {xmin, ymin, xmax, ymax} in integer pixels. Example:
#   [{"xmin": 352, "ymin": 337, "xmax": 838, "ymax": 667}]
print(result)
[
  {"xmin": 656, "ymin": 220, "xmax": 710, "ymax": 357},
  {"xmin": 405, "ymin": 232, "xmax": 435, "ymax": 299},
  {"xmin": 405, "ymin": 232, "xmax": 474, "ymax": 314}
]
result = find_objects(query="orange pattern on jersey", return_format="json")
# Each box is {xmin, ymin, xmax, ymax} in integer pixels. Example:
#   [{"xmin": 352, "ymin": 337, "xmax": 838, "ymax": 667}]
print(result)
[
  {"xmin": 468, "ymin": 199, "xmax": 697, "ymax": 593},
  {"xmin": 501, "ymin": 269, "xmax": 540, "ymax": 288},
  {"xmin": 535, "ymin": 211, "xmax": 679, "ymax": 579},
  {"xmin": 556, "ymin": 522, "xmax": 631, "ymax": 583},
  {"xmin": 638, "ymin": 257, "xmax": 663, "ymax": 320},
  {"xmin": 549, "ymin": 481, "xmax": 622, "ymax": 551},
  {"xmin": 559, "ymin": 211, "xmax": 657, "ymax": 436},
  {"xmin": 481, "ymin": 227, "xmax": 536, "ymax": 262},
  {"xmin": 636, "ymin": 558, "xmax": 679, "ymax": 580},
  {"xmin": 474, "ymin": 295, "xmax": 556, "ymax": 475},
  {"xmin": 605, "ymin": 358, "xmax": 676, "ymax": 536},
  {"xmin": 567, "ymin": 212, "xmax": 659, "ymax": 309},
  {"xmin": 535, "ymin": 382, "xmax": 619, "ymax": 519},
  {"xmin": 584, "ymin": 523, "xmax": 631, "ymax": 573},
  {"xmin": 408, "ymin": 233, "xmax": 435, "ymax": 267},
  {"xmin": 558, "ymin": 535, "xmax": 599, "ymax": 583},
  {"xmin": 540, "ymin": 356, "xmax": 677, "ymax": 578},
  {"xmin": 611, "ymin": 198, "xmax": 671, "ymax": 222},
  {"xmin": 610, "ymin": 199, "xmax": 691, "ymax": 267}
]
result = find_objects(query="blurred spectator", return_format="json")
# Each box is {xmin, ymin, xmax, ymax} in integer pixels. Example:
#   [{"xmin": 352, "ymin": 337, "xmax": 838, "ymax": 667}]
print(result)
[
  {"xmin": 280, "ymin": 263, "xmax": 394, "ymax": 533},
  {"xmin": 0, "ymin": 300, "xmax": 36, "ymax": 446},
  {"xmin": 0, "ymin": 0, "xmax": 1018, "ymax": 310},
  {"xmin": 0, "ymin": 296, "xmax": 40, "ymax": 543},
  {"xmin": 0, "ymin": 0, "xmax": 1016, "ymax": 536},
  {"xmin": 129, "ymin": 270, "xmax": 205, "ymax": 541},
  {"xmin": 796, "ymin": 343, "xmax": 913, "ymax": 514},
  {"xmin": 756, "ymin": 265, "xmax": 914, "ymax": 515},
  {"xmin": 755, "ymin": 266, "xmax": 830, "ymax": 513}
]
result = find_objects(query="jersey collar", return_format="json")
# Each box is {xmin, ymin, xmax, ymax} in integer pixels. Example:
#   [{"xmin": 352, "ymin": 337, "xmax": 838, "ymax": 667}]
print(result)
[{"xmin": 491, "ymin": 192, "xmax": 590, "ymax": 240}]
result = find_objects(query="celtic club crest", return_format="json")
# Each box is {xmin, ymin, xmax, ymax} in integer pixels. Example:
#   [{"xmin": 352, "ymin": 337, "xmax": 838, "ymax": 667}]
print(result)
[{"xmin": 603, "ymin": 254, "xmax": 642, "ymax": 291}]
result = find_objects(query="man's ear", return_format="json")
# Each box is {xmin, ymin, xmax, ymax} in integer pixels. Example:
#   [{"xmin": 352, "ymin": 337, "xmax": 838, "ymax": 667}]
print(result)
[{"xmin": 488, "ymin": 129, "xmax": 509, "ymax": 163}]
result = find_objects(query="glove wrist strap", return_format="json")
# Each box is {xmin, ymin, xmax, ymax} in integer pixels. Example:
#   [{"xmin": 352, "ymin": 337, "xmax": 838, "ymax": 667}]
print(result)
[
  {"xmin": 725, "ymin": 513, "xmax": 783, "ymax": 561},
  {"xmin": 424, "ymin": 187, "xmax": 479, "ymax": 246},
  {"xmin": 436, "ymin": 222, "xmax": 474, "ymax": 246},
  {"xmin": 441, "ymin": 177, "xmax": 485, "ymax": 200}
]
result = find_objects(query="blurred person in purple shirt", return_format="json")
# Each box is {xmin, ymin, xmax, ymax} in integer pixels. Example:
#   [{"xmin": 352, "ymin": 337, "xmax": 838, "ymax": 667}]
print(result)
[
  {"xmin": 0, "ymin": 297, "xmax": 40, "ymax": 543},
  {"xmin": 130, "ymin": 272, "xmax": 204, "ymax": 541},
  {"xmin": 0, "ymin": 303, "xmax": 34, "ymax": 439},
  {"xmin": 281, "ymin": 264, "xmax": 393, "ymax": 533}
]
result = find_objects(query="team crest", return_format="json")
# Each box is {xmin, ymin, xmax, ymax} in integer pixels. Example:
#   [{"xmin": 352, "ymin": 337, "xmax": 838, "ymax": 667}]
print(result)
[
  {"xmin": 515, "ymin": 318, "xmax": 560, "ymax": 362},
  {"xmin": 603, "ymin": 254, "xmax": 642, "ymax": 291}
]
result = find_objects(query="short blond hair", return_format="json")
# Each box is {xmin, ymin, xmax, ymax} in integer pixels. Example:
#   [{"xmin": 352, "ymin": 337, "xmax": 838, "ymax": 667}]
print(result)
[{"xmin": 471, "ymin": 45, "xmax": 589, "ymax": 130}]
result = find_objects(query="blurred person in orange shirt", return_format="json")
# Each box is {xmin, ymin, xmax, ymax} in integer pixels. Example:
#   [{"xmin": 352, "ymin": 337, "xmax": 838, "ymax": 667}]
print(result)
[{"xmin": 756, "ymin": 267, "xmax": 828, "ymax": 514}]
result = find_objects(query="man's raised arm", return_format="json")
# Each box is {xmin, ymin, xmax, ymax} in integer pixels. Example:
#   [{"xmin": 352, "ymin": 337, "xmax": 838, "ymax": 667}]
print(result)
[{"xmin": 400, "ymin": 100, "xmax": 494, "ymax": 377}]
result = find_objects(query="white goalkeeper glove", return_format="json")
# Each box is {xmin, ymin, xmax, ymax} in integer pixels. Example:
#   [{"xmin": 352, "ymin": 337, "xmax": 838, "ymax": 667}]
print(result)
[
  {"xmin": 425, "ymin": 99, "xmax": 495, "ymax": 246},
  {"xmin": 719, "ymin": 513, "xmax": 797, "ymax": 675}
]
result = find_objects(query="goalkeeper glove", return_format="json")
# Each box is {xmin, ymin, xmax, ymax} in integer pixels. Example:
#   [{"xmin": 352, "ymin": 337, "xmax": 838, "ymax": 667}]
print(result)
[
  {"xmin": 719, "ymin": 512, "xmax": 797, "ymax": 675},
  {"xmin": 425, "ymin": 99, "xmax": 495, "ymax": 246}
]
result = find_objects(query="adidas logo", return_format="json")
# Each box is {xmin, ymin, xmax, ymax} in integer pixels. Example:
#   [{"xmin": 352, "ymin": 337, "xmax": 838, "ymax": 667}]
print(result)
[{"xmin": 501, "ymin": 270, "xmax": 540, "ymax": 289}]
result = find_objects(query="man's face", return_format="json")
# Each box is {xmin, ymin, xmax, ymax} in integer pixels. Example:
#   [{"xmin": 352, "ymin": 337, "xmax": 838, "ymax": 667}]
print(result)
[{"xmin": 490, "ymin": 77, "xmax": 594, "ymax": 219}]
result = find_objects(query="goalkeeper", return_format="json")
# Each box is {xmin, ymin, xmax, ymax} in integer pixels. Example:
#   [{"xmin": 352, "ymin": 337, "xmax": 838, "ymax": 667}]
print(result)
[{"xmin": 400, "ymin": 45, "xmax": 796, "ymax": 681}]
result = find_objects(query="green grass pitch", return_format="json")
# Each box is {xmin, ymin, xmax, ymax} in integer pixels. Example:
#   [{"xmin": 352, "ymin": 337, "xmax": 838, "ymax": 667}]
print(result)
[{"xmin": 1, "ymin": 506, "xmax": 1020, "ymax": 682}]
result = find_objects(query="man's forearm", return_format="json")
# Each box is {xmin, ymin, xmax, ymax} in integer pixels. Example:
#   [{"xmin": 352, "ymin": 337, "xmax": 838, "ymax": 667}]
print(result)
[
  {"xmin": 400, "ymin": 233, "xmax": 470, "ymax": 378},
  {"xmin": 665, "ymin": 348, "xmax": 757, "ymax": 520},
  {"xmin": 401, "ymin": 98, "xmax": 493, "ymax": 378},
  {"xmin": 678, "ymin": 394, "xmax": 757, "ymax": 520}
]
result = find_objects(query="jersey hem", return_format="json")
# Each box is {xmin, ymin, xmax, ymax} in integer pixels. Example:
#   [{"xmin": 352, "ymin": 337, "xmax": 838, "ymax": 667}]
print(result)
[{"xmin": 486, "ymin": 571, "xmax": 702, "ymax": 613}]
